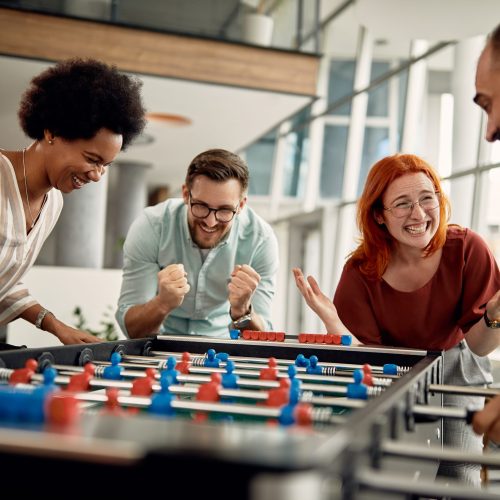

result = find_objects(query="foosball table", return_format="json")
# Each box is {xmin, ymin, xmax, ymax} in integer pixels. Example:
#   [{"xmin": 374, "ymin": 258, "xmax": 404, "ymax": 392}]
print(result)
[{"xmin": 0, "ymin": 335, "xmax": 499, "ymax": 499}]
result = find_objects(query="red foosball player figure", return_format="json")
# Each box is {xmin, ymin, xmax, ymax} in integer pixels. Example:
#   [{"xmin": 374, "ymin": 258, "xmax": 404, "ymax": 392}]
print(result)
[
  {"xmin": 104, "ymin": 387, "xmax": 124, "ymax": 415},
  {"xmin": 129, "ymin": 367, "xmax": 157, "ymax": 415},
  {"xmin": 259, "ymin": 357, "xmax": 278, "ymax": 381},
  {"xmin": 46, "ymin": 392, "xmax": 80, "ymax": 429},
  {"xmin": 66, "ymin": 363, "xmax": 96, "ymax": 392},
  {"xmin": 266, "ymin": 378, "xmax": 290, "ymax": 407},
  {"xmin": 176, "ymin": 352, "xmax": 191, "ymax": 374},
  {"xmin": 9, "ymin": 359, "xmax": 38, "ymax": 385},
  {"xmin": 362, "ymin": 363, "xmax": 374, "ymax": 386},
  {"xmin": 131, "ymin": 368, "xmax": 157, "ymax": 397},
  {"xmin": 194, "ymin": 372, "xmax": 221, "ymax": 422}
]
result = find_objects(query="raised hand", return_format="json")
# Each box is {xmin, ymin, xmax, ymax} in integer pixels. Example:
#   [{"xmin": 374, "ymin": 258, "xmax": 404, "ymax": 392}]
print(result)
[
  {"xmin": 157, "ymin": 263, "xmax": 190, "ymax": 312},
  {"xmin": 228, "ymin": 264, "xmax": 260, "ymax": 317},
  {"xmin": 292, "ymin": 267, "xmax": 341, "ymax": 330}
]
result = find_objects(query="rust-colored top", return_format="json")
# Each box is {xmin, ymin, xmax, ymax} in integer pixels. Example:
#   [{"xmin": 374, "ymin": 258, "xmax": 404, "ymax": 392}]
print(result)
[{"xmin": 334, "ymin": 227, "xmax": 500, "ymax": 350}]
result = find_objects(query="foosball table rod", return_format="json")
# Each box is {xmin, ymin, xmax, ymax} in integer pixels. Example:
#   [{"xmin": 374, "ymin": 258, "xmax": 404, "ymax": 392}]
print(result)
[
  {"xmin": 429, "ymin": 384, "xmax": 500, "ymax": 398},
  {"xmin": 44, "ymin": 365, "xmax": 386, "ymax": 398},
  {"xmin": 86, "ymin": 360, "xmax": 394, "ymax": 387},
  {"xmin": 143, "ymin": 351, "xmax": 410, "ymax": 377}
]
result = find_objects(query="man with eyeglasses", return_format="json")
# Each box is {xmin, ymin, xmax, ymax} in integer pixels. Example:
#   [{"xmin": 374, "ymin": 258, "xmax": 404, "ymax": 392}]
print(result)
[{"xmin": 115, "ymin": 149, "xmax": 279, "ymax": 338}]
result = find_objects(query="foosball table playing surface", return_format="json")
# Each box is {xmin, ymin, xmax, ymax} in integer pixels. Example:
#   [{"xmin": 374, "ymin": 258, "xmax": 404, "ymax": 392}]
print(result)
[{"xmin": 1, "ymin": 334, "xmax": 499, "ymax": 499}]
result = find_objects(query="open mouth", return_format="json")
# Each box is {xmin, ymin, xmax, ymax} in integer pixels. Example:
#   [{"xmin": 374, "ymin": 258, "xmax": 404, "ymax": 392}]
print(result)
[
  {"xmin": 72, "ymin": 174, "xmax": 87, "ymax": 189},
  {"xmin": 405, "ymin": 221, "xmax": 428, "ymax": 235},
  {"xmin": 199, "ymin": 224, "xmax": 219, "ymax": 234}
]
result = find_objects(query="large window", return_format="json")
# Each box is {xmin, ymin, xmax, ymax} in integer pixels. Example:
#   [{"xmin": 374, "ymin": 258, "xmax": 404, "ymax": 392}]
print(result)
[{"xmin": 246, "ymin": 129, "xmax": 278, "ymax": 196}]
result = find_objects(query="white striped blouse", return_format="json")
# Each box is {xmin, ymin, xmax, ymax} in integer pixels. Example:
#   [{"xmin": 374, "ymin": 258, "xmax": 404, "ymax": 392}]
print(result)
[{"xmin": 0, "ymin": 152, "xmax": 63, "ymax": 324}]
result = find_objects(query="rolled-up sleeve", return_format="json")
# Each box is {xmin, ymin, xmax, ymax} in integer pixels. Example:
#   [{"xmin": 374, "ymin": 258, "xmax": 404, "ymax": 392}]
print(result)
[
  {"xmin": 115, "ymin": 212, "xmax": 161, "ymax": 336},
  {"xmin": 0, "ymin": 282, "xmax": 36, "ymax": 325}
]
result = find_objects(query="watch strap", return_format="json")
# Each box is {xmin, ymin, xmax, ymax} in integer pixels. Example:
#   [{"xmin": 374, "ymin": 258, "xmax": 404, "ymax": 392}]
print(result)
[
  {"xmin": 229, "ymin": 305, "xmax": 252, "ymax": 330},
  {"xmin": 484, "ymin": 310, "xmax": 500, "ymax": 329}
]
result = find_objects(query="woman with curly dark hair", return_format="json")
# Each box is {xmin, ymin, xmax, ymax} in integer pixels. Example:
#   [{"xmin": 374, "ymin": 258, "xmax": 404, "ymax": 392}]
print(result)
[{"xmin": 0, "ymin": 58, "xmax": 146, "ymax": 345}]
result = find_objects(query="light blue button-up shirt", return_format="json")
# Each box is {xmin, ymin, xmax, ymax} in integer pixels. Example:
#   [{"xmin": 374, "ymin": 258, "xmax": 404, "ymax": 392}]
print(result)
[{"xmin": 116, "ymin": 199, "xmax": 279, "ymax": 338}]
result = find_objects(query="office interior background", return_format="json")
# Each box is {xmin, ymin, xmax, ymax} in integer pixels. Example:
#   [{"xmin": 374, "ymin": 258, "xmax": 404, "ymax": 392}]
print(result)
[{"xmin": 1, "ymin": 0, "xmax": 500, "ymax": 348}]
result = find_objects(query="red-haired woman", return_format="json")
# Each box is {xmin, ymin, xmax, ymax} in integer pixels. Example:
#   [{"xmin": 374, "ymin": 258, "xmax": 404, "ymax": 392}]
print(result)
[{"xmin": 294, "ymin": 153, "xmax": 500, "ymax": 485}]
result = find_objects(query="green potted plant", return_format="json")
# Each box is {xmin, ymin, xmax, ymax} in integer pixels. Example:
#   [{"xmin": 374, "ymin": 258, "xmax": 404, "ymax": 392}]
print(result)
[{"xmin": 73, "ymin": 305, "xmax": 119, "ymax": 341}]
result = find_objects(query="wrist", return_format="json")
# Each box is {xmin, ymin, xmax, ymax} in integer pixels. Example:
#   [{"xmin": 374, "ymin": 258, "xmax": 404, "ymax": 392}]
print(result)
[
  {"xmin": 230, "ymin": 304, "xmax": 252, "ymax": 321},
  {"xmin": 229, "ymin": 305, "xmax": 253, "ymax": 330},
  {"xmin": 484, "ymin": 309, "xmax": 500, "ymax": 329},
  {"xmin": 36, "ymin": 309, "xmax": 55, "ymax": 332},
  {"xmin": 153, "ymin": 295, "xmax": 173, "ymax": 316}
]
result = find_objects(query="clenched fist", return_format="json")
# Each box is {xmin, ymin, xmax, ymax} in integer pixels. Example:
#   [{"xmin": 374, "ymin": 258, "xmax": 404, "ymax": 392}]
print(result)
[
  {"xmin": 228, "ymin": 264, "xmax": 260, "ymax": 318},
  {"xmin": 157, "ymin": 263, "xmax": 190, "ymax": 312}
]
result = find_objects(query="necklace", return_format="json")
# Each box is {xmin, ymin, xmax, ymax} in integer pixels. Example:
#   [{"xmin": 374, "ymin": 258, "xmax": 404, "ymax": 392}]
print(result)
[{"xmin": 22, "ymin": 148, "xmax": 37, "ymax": 229}]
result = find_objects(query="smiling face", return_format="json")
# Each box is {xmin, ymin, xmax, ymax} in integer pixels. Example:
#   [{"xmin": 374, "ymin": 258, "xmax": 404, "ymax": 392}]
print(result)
[
  {"xmin": 475, "ymin": 44, "xmax": 500, "ymax": 142},
  {"xmin": 46, "ymin": 128, "xmax": 122, "ymax": 193},
  {"xmin": 182, "ymin": 175, "xmax": 246, "ymax": 249},
  {"xmin": 378, "ymin": 172, "xmax": 440, "ymax": 254}
]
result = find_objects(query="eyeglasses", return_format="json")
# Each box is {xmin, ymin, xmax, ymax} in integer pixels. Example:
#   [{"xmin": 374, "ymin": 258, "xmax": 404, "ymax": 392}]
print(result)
[
  {"xmin": 189, "ymin": 192, "xmax": 238, "ymax": 223},
  {"xmin": 384, "ymin": 192, "xmax": 440, "ymax": 218}
]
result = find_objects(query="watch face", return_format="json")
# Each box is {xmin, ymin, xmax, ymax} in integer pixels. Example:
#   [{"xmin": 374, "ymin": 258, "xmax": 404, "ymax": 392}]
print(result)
[{"xmin": 234, "ymin": 317, "xmax": 251, "ymax": 329}]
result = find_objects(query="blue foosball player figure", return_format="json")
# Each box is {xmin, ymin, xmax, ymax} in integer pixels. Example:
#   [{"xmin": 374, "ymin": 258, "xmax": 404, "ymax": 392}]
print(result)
[
  {"xmin": 103, "ymin": 352, "xmax": 123, "ymax": 380},
  {"xmin": 222, "ymin": 360, "xmax": 239, "ymax": 389},
  {"xmin": 306, "ymin": 355, "xmax": 323, "ymax": 375},
  {"xmin": 150, "ymin": 374, "xmax": 175, "ymax": 416},
  {"xmin": 162, "ymin": 356, "xmax": 179, "ymax": 384},
  {"xmin": 204, "ymin": 348, "xmax": 220, "ymax": 368}
]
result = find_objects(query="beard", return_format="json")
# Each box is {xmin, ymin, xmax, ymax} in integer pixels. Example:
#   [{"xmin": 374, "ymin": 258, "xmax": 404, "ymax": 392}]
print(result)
[{"xmin": 188, "ymin": 219, "xmax": 230, "ymax": 249}]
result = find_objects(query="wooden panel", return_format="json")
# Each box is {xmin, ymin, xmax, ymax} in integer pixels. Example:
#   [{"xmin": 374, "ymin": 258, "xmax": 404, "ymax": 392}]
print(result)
[{"xmin": 0, "ymin": 8, "xmax": 319, "ymax": 96}]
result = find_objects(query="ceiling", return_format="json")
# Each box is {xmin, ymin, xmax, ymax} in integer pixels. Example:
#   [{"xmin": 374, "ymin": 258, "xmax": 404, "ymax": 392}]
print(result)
[
  {"xmin": 0, "ymin": 54, "xmax": 313, "ymax": 196},
  {"xmin": 3, "ymin": 0, "xmax": 499, "ymax": 198}
]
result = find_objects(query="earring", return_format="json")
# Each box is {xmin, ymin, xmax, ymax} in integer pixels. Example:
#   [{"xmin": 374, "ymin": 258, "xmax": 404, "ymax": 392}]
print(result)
[{"xmin": 48, "ymin": 140, "xmax": 54, "ymax": 145}]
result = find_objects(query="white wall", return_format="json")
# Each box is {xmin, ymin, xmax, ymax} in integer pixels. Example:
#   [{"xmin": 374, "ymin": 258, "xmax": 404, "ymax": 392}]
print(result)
[{"xmin": 7, "ymin": 266, "xmax": 125, "ymax": 348}]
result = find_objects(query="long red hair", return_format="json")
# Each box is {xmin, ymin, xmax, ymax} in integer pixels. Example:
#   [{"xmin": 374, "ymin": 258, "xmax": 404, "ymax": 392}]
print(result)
[{"xmin": 349, "ymin": 154, "xmax": 451, "ymax": 279}]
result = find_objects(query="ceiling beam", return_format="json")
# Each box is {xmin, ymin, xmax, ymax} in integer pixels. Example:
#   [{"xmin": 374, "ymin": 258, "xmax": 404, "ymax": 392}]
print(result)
[{"xmin": 0, "ymin": 7, "xmax": 319, "ymax": 96}]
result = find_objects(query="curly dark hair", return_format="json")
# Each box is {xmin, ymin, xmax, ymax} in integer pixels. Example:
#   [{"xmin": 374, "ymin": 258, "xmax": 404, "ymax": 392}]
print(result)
[
  {"xmin": 18, "ymin": 58, "xmax": 146, "ymax": 150},
  {"xmin": 185, "ymin": 149, "xmax": 249, "ymax": 192}
]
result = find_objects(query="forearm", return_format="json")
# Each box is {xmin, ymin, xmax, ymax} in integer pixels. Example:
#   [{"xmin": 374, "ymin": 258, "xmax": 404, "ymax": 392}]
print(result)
[
  {"xmin": 464, "ymin": 317, "xmax": 500, "ymax": 356},
  {"xmin": 19, "ymin": 304, "xmax": 57, "ymax": 334},
  {"xmin": 124, "ymin": 296, "xmax": 172, "ymax": 339},
  {"xmin": 17, "ymin": 303, "xmax": 101, "ymax": 345},
  {"xmin": 245, "ymin": 311, "xmax": 266, "ymax": 332},
  {"xmin": 322, "ymin": 312, "xmax": 349, "ymax": 336}
]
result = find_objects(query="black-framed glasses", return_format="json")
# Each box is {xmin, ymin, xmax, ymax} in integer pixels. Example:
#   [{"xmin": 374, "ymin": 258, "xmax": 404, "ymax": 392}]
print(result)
[
  {"xmin": 384, "ymin": 192, "xmax": 440, "ymax": 218},
  {"xmin": 189, "ymin": 192, "xmax": 238, "ymax": 223}
]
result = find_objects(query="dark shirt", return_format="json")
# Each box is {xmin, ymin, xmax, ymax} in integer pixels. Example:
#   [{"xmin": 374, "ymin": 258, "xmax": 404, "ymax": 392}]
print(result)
[{"xmin": 334, "ymin": 227, "xmax": 500, "ymax": 350}]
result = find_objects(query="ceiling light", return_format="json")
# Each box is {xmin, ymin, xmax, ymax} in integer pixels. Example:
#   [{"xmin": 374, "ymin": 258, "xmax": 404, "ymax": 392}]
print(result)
[{"xmin": 146, "ymin": 113, "xmax": 192, "ymax": 126}]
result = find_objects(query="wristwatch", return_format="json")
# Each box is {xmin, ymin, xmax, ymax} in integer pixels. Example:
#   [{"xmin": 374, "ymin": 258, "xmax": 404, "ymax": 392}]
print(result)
[
  {"xmin": 484, "ymin": 310, "xmax": 500, "ymax": 329},
  {"xmin": 229, "ymin": 305, "xmax": 252, "ymax": 330}
]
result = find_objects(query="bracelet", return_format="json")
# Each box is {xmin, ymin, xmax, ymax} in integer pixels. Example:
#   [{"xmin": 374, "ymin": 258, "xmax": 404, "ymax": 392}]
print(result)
[{"xmin": 35, "ymin": 308, "xmax": 53, "ymax": 330}]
